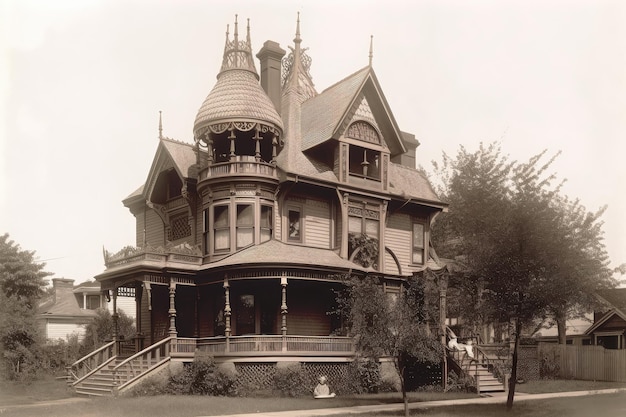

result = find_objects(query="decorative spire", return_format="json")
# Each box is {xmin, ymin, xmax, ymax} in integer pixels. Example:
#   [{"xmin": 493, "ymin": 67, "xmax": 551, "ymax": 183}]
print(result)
[
  {"xmin": 158, "ymin": 110, "xmax": 163, "ymax": 139},
  {"xmin": 294, "ymin": 12, "xmax": 301, "ymax": 45},
  {"xmin": 218, "ymin": 15, "xmax": 258, "ymax": 78},
  {"xmin": 369, "ymin": 35, "xmax": 374, "ymax": 66}
]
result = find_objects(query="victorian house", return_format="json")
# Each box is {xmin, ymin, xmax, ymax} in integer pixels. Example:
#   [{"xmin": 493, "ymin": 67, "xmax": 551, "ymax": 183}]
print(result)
[{"xmin": 70, "ymin": 16, "xmax": 448, "ymax": 396}]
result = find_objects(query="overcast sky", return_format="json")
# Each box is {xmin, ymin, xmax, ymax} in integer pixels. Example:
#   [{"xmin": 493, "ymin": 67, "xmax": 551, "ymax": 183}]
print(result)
[{"xmin": 1, "ymin": 0, "xmax": 624, "ymax": 284}]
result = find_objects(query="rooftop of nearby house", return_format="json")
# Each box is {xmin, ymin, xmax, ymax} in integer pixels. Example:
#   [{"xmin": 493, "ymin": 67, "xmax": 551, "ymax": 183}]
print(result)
[{"xmin": 38, "ymin": 278, "xmax": 98, "ymax": 318}]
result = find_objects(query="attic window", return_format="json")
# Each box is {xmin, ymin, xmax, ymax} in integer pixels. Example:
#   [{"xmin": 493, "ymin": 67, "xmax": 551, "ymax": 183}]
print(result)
[{"xmin": 347, "ymin": 121, "xmax": 380, "ymax": 145}]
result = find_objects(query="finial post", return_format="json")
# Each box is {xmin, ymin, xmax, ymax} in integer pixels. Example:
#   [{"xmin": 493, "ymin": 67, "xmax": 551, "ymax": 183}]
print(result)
[
  {"xmin": 234, "ymin": 14, "xmax": 239, "ymax": 42},
  {"xmin": 294, "ymin": 12, "xmax": 301, "ymax": 44},
  {"xmin": 158, "ymin": 111, "xmax": 163, "ymax": 139},
  {"xmin": 369, "ymin": 35, "xmax": 374, "ymax": 66}
]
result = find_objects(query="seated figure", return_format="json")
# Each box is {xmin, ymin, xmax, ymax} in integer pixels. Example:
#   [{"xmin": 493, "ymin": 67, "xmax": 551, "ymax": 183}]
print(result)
[
  {"xmin": 447, "ymin": 328, "xmax": 475, "ymax": 359},
  {"xmin": 313, "ymin": 375, "xmax": 336, "ymax": 398}
]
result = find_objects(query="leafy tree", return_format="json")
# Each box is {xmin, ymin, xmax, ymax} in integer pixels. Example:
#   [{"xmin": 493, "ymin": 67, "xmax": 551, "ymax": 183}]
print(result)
[
  {"xmin": 81, "ymin": 308, "xmax": 135, "ymax": 356},
  {"xmin": 430, "ymin": 143, "xmax": 615, "ymax": 409},
  {"xmin": 337, "ymin": 274, "xmax": 442, "ymax": 417},
  {"xmin": 0, "ymin": 233, "xmax": 51, "ymax": 380}
]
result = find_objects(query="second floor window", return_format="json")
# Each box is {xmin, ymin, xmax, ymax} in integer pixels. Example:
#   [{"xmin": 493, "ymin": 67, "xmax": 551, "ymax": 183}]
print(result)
[
  {"xmin": 214, "ymin": 205, "xmax": 230, "ymax": 252},
  {"xmin": 236, "ymin": 204, "xmax": 254, "ymax": 249},
  {"xmin": 412, "ymin": 222, "xmax": 425, "ymax": 264}
]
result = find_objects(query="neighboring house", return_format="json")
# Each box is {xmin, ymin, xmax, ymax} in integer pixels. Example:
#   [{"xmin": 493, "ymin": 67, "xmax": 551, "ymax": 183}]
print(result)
[
  {"xmin": 584, "ymin": 288, "xmax": 626, "ymax": 349},
  {"xmin": 38, "ymin": 278, "xmax": 136, "ymax": 341},
  {"xmin": 38, "ymin": 278, "xmax": 98, "ymax": 341},
  {"xmin": 94, "ymin": 16, "xmax": 447, "ymax": 381},
  {"xmin": 73, "ymin": 280, "xmax": 136, "ymax": 320}
]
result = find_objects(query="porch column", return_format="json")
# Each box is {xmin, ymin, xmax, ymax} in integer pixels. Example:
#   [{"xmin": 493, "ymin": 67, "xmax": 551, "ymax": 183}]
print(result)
[
  {"xmin": 340, "ymin": 192, "xmax": 349, "ymax": 258},
  {"xmin": 168, "ymin": 278, "xmax": 177, "ymax": 338},
  {"xmin": 223, "ymin": 276, "xmax": 231, "ymax": 338},
  {"xmin": 281, "ymin": 275, "xmax": 288, "ymax": 351},
  {"xmin": 112, "ymin": 287, "xmax": 119, "ymax": 355},
  {"xmin": 271, "ymin": 133, "xmax": 277, "ymax": 164},
  {"xmin": 135, "ymin": 282, "xmax": 144, "ymax": 351},
  {"xmin": 83, "ymin": 293, "xmax": 87, "ymax": 310},
  {"xmin": 228, "ymin": 128, "xmax": 236, "ymax": 161}
]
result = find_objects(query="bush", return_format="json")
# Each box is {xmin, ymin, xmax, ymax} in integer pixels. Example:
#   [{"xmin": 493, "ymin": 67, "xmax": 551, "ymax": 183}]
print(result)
[
  {"xmin": 346, "ymin": 358, "xmax": 381, "ymax": 394},
  {"xmin": 166, "ymin": 356, "xmax": 238, "ymax": 396},
  {"xmin": 273, "ymin": 364, "xmax": 309, "ymax": 397},
  {"xmin": 446, "ymin": 371, "xmax": 476, "ymax": 393}
]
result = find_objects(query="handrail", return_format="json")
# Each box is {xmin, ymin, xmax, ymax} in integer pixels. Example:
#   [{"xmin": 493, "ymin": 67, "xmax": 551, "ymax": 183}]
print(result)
[
  {"xmin": 67, "ymin": 340, "xmax": 115, "ymax": 384},
  {"xmin": 70, "ymin": 340, "xmax": 115, "ymax": 368},
  {"xmin": 113, "ymin": 337, "xmax": 172, "ymax": 372}
]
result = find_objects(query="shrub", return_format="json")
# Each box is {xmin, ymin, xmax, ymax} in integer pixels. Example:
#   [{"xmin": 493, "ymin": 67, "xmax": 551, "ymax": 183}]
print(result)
[
  {"xmin": 446, "ymin": 371, "xmax": 476, "ymax": 393},
  {"xmin": 346, "ymin": 358, "xmax": 381, "ymax": 394},
  {"xmin": 166, "ymin": 357, "xmax": 238, "ymax": 396},
  {"xmin": 273, "ymin": 364, "xmax": 309, "ymax": 397}
]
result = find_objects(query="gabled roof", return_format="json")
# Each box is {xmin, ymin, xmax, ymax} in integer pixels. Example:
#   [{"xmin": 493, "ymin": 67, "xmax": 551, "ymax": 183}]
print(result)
[
  {"xmin": 125, "ymin": 137, "xmax": 196, "ymax": 202},
  {"xmin": 301, "ymin": 66, "xmax": 406, "ymax": 157},
  {"xmin": 38, "ymin": 289, "xmax": 97, "ymax": 319},
  {"xmin": 301, "ymin": 67, "xmax": 369, "ymax": 151},
  {"xmin": 584, "ymin": 288, "xmax": 626, "ymax": 335}
]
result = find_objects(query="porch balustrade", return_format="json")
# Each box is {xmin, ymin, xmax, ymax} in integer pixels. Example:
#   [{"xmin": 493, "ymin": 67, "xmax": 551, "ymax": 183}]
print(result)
[{"xmin": 185, "ymin": 335, "xmax": 355, "ymax": 357}]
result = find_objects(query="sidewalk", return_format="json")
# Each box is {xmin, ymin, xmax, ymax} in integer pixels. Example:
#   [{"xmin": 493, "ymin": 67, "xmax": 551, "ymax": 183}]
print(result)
[{"xmin": 212, "ymin": 388, "xmax": 626, "ymax": 417}]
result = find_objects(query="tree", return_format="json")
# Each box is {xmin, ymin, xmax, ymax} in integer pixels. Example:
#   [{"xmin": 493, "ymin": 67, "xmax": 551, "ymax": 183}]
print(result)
[
  {"xmin": 337, "ymin": 274, "xmax": 442, "ymax": 417},
  {"xmin": 430, "ymin": 143, "xmax": 615, "ymax": 409},
  {"xmin": 81, "ymin": 308, "xmax": 135, "ymax": 356},
  {"xmin": 0, "ymin": 233, "xmax": 51, "ymax": 380}
]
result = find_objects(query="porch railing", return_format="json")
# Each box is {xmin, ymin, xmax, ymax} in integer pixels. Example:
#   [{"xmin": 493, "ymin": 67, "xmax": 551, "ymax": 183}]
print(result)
[
  {"xmin": 66, "ymin": 340, "xmax": 115, "ymax": 385},
  {"xmin": 195, "ymin": 335, "xmax": 355, "ymax": 356},
  {"xmin": 113, "ymin": 337, "xmax": 172, "ymax": 390}
]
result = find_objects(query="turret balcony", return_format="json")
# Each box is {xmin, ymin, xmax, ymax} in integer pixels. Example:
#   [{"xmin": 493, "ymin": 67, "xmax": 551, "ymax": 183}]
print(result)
[{"xmin": 199, "ymin": 156, "xmax": 278, "ymax": 181}]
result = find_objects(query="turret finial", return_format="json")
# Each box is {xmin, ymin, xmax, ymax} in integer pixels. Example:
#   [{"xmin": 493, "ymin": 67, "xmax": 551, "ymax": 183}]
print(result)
[
  {"xmin": 246, "ymin": 18, "xmax": 251, "ymax": 44},
  {"xmin": 234, "ymin": 14, "xmax": 239, "ymax": 43},
  {"xmin": 158, "ymin": 110, "xmax": 163, "ymax": 139},
  {"xmin": 369, "ymin": 35, "xmax": 374, "ymax": 66},
  {"xmin": 294, "ymin": 12, "xmax": 301, "ymax": 44}
]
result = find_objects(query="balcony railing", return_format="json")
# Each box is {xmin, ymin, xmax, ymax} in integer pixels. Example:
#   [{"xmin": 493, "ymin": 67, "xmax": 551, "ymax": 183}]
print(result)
[
  {"xmin": 103, "ymin": 244, "xmax": 202, "ymax": 269},
  {"xmin": 178, "ymin": 335, "xmax": 355, "ymax": 357},
  {"xmin": 199, "ymin": 158, "xmax": 277, "ymax": 181}
]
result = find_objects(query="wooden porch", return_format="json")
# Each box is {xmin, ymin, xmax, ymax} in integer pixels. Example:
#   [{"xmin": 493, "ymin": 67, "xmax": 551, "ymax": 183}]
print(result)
[{"xmin": 172, "ymin": 335, "xmax": 355, "ymax": 358}]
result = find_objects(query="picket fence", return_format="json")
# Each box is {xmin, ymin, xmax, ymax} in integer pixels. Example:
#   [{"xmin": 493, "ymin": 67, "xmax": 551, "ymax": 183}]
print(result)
[{"xmin": 539, "ymin": 344, "xmax": 626, "ymax": 382}]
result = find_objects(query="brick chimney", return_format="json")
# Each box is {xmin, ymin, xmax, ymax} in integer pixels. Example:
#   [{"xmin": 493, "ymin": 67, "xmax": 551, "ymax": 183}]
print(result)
[
  {"xmin": 256, "ymin": 40, "xmax": 285, "ymax": 113},
  {"xmin": 52, "ymin": 278, "xmax": 74, "ymax": 303}
]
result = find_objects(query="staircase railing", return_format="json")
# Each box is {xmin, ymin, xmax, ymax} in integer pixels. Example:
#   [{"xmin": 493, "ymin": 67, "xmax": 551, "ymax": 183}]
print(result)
[
  {"xmin": 112, "ymin": 336, "xmax": 173, "ymax": 391},
  {"xmin": 66, "ymin": 340, "xmax": 115, "ymax": 384}
]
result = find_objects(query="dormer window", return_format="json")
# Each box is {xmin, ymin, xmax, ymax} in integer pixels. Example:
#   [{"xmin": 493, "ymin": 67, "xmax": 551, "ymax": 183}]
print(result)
[{"xmin": 345, "ymin": 121, "xmax": 383, "ymax": 182}]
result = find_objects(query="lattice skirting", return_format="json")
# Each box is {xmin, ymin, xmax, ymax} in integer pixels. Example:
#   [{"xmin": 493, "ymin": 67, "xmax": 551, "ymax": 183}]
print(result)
[{"xmin": 234, "ymin": 362, "xmax": 350, "ymax": 390}]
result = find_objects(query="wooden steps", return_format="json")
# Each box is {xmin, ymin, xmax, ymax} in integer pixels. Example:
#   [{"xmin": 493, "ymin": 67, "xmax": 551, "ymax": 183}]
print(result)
[{"xmin": 73, "ymin": 357, "xmax": 157, "ymax": 397}]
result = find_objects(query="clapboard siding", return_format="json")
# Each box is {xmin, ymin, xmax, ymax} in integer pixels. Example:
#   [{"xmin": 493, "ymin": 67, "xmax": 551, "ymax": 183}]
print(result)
[
  {"xmin": 145, "ymin": 209, "xmax": 165, "ymax": 246},
  {"xmin": 384, "ymin": 250, "xmax": 401, "ymax": 275},
  {"xmin": 385, "ymin": 213, "xmax": 411, "ymax": 271},
  {"xmin": 46, "ymin": 321, "xmax": 86, "ymax": 341},
  {"xmin": 105, "ymin": 295, "xmax": 136, "ymax": 320},
  {"xmin": 305, "ymin": 199, "xmax": 331, "ymax": 249},
  {"xmin": 286, "ymin": 283, "xmax": 334, "ymax": 336},
  {"xmin": 135, "ymin": 208, "xmax": 145, "ymax": 246}
]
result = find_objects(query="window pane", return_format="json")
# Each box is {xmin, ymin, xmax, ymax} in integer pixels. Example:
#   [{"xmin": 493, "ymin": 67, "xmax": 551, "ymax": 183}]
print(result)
[
  {"xmin": 288, "ymin": 210, "xmax": 301, "ymax": 240},
  {"xmin": 260, "ymin": 205, "xmax": 272, "ymax": 228},
  {"xmin": 413, "ymin": 223, "xmax": 424, "ymax": 248},
  {"xmin": 365, "ymin": 219, "xmax": 379, "ymax": 238},
  {"xmin": 214, "ymin": 206, "xmax": 229, "ymax": 227},
  {"xmin": 237, "ymin": 204, "xmax": 254, "ymax": 226},
  {"xmin": 412, "ymin": 248, "xmax": 424, "ymax": 264},
  {"xmin": 348, "ymin": 216, "xmax": 362, "ymax": 234},
  {"xmin": 237, "ymin": 227, "xmax": 254, "ymax": 248},
  {"xmin": 215, "ymin": 229, "xmax": 230, "ymax": 250}
]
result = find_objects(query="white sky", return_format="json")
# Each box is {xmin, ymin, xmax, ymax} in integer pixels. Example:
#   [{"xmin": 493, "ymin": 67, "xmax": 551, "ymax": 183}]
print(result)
[{"xmin": 1, "ymin": 0, "xmax": 624, "ymax": 283}]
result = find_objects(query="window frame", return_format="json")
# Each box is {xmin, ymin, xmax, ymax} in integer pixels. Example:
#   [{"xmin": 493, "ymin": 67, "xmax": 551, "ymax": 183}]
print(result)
[{"xmin": 411, "ymin": 221, "xmax": 426, "ymax": 265}]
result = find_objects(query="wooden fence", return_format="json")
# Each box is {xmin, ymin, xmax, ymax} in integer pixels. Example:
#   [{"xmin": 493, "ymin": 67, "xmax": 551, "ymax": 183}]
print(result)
[{"xmin": 538, "ymin": 344, "xmax": 626, "ymax": 382}]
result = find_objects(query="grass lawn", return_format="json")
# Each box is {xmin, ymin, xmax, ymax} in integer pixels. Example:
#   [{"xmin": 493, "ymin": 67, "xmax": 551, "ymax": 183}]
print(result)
[{"xmin": 1, "ymin": 377, "xmax": 625, "ymax": 417}]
